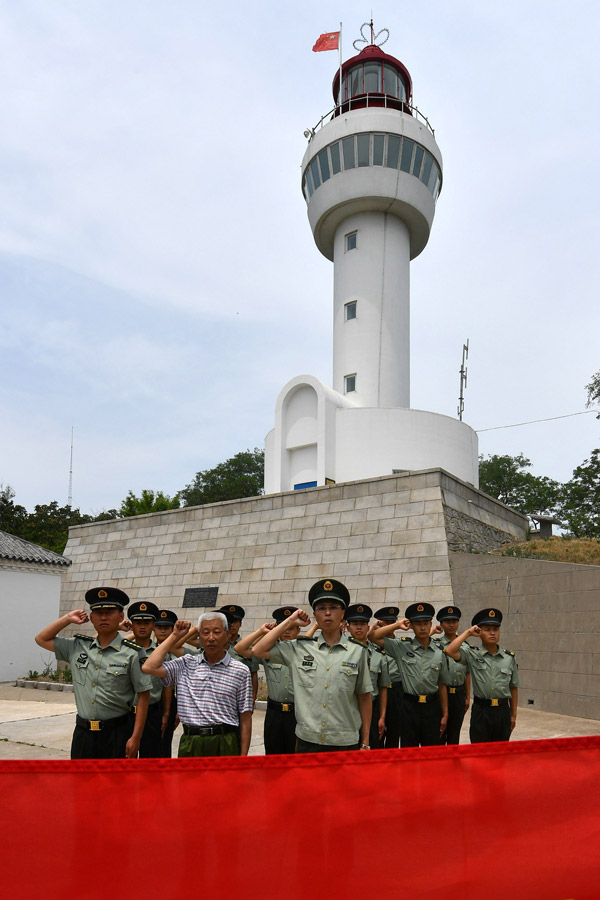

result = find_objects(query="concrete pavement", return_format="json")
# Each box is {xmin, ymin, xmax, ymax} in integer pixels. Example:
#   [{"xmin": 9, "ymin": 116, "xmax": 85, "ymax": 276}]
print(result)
[{"xmin": 1, "ymin": 683, "xmax": 599, "ymax": 759}]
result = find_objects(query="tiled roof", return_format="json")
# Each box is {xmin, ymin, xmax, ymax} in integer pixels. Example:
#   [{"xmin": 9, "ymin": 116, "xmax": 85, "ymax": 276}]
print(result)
[{"xmin": 0, "ymin": 531, "xmax": 71, "ymax": 567}]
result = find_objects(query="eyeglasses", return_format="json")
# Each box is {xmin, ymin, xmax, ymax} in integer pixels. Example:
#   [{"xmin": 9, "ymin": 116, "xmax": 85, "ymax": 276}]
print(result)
[{"xmin": 314, "ymin": 605, "xmax": 342, "ymax": 613}]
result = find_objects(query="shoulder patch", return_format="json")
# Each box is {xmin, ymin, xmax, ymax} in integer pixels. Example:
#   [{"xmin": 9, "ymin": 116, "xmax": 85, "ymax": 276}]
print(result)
[
  {"xmin": 400, "ymin": 636, "xmax": 412, "ymax": 642},
  {"xmin": 371, "ymin": 644, "xmax": 385, "ymax": 655},
  {"xmin": 348, "ymin": 636, "xmax": 368, "ymax": 649},
  {"xmin": 504, "ymin": 649, "xmax": 515, "ymax": 656},
  {"xmin": 74, "ymin": 633, "xmax": 93, "ymax": 642},
  {"xmin": 123, "ymin": 639, "xmax": 144, "ymax": 651},
  {"xmin": 297, "ymin": 635, "xmax": 317, "ymax": 642}
]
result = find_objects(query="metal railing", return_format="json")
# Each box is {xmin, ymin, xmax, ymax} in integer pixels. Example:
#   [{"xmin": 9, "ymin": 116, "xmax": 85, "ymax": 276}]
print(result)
[{"xmin": 307, "ymin": 94, "xmax": 435, "ymax": 140}]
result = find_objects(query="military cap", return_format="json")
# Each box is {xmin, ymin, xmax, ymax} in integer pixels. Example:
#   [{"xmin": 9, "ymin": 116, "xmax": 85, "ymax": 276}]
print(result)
[
  {"xmin": 405, "ymin": 602, "xmax": 435, "ymax": 621},
  {"xmin": 472, "ymin": 608, "xmax": 503, "ymax": 627},
  {"xmin": 436, "ymin": 605, "xmax": 462, "ymax": 622},
  {"xmin": 219, "ymin": 604, "xmax": 246, "ymax": 623},
  {"xmin": 374, "ymin": 606, "xmax": 400, "ymax": 622},
  {"xmin": 129, "ymin": 600, "xmax": 159, "ymax": 621},
  {"xmin": 272, "ymin": 606, "xmax": 299, "ymax": 624},
  {"xmin": 345, "ymin": 604, "xmax": 373, "ymax": 622},
  {"xmin": 308, "ymin": 578, "xmax": 350, "ymax": 610},
  {"xmin": 155, "ymin": 609, "xmax": 178, "ymax": 626},
  {"xmin": 85, "ymin": 586, "xmax": 129, "ymax": 610}
]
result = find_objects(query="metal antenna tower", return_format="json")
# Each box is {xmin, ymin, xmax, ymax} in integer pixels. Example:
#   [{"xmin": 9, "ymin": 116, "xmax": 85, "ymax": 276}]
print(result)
[
  {"xmin": 67, "ymin": 427, "xmax": 74, "ymax": 506},
  {"xmin": 457, "ymin": 340, "xmax": 469, "ymax": 421}
]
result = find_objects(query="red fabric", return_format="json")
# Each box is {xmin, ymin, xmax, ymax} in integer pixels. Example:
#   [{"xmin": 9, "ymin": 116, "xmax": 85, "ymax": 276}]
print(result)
[
  {"xmin": 2, "ymin": 737, "xmax": 599, "ymax": 898},
  {"xmin": 312, "ymin": 32, "xmax": 340, "ymax": 52}
]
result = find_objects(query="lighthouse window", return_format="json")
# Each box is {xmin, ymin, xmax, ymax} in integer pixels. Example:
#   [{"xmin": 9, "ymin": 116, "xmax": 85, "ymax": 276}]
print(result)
[
  {"xmin": 318, "ymin": 149, "xmax": 331, "ymax": 182},
  {"xmin": 345, "ymin": 231, "xmax": 357, "ymax": 251},
  {"xmin": 305, "ymin": 167, "xmax": 314, "ymax": 197},
  {"xmin": 350, "ymin": 66, "xmax": 362, "ymax": 97},
  {"xmin": 400, "ymin": 138, "xmax": 414, "ymax": 173},
  {"xmin": 342, "ymin": 136, "xmax": 355, "ymax": 169},
  {"xmin": 412, "ymin": 146, "xmax": 424, "ymax": 179},
  {"xmin": 421, "ymin": 152, "xmax": 433, "ymax": 186},
  {"xmin": 386, "ymin": 135, "xmax": 400, "ymax": 168},
  {"xmin": 344, "ymin": 374, "xmax": 357, "ymax": 394},
  {"xmin": 357, "ymin": 133, "xmax": 370, "ymax": 166},
  {"xmin": 330, "ymin": 142, "xmax": 341, "ymax": 175},
  {"xmin": 364, "ymin": 63, "xmax": 381, "ymax": 93},
  {"xmin": 383, "ymin": 65, "xmax": 397, "ymax": 97},
  {"xmin": 345, "ymin": 301, "xmax": 357, "ymax": 321},
  {"xmin": 373, "ymin": 134, "xmax": 385, "ymax": 166},
  {"xmin": 310, "ymin": 157, "xmax": 321, "ymax": 189}
]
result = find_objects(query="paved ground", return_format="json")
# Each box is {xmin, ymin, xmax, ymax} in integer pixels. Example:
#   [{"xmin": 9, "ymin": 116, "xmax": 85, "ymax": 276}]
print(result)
[{"xmin": 1, "ymin": 683, "xmax": 599, "ymax": 759}]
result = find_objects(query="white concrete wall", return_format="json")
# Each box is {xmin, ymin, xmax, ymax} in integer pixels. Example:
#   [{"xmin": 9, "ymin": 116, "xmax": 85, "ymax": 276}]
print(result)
[
  {"xmin": 333, "ymin": 211, "xmax": 410, "ymax": 407},
  {"xmin": 0, "ymin": 567, "xmax": 63, "ymax": 681}
]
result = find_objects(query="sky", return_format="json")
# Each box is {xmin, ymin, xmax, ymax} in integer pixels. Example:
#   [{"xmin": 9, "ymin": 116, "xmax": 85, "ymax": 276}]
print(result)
[{"xmin": 0, "ymin": 0, "xmax": 598, "ymax": 515}]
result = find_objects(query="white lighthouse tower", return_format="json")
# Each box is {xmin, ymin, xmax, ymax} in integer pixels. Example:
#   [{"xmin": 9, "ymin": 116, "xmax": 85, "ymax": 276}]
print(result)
[{"xmin": 265, "ymin": 24, "xmax": 479, "ymax": 493}]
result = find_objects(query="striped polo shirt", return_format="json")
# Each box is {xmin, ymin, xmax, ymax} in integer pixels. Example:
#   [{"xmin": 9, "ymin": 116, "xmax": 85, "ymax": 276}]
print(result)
[{"xmin": 161, "ymin": 651, "xmax": 252, "ymax": 727}]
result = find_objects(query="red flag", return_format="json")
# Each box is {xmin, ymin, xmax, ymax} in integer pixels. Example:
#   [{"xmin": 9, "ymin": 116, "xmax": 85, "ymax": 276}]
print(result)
[{"xmin": 312, "ymin": 31, "xmax": 339, "ymax": 52}]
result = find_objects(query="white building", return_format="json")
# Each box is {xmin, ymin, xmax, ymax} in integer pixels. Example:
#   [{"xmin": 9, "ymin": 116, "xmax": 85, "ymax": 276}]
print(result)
[
  {"xmin": 0, "ymin": 531, "xmax": 71, "ymax": 681},
  {"xmin": 265, "ymin": 31, "xmax": 478, "ymax": 494}
]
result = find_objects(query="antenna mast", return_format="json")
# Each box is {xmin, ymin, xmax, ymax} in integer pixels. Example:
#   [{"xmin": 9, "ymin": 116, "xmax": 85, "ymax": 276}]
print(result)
[
  {"xmin": 457, "ymin": 340, "xmax": 469, "ymax": 421},
  {"xmin": 67, "ymin": 426, "xmax": 74, "ymax": 506}
]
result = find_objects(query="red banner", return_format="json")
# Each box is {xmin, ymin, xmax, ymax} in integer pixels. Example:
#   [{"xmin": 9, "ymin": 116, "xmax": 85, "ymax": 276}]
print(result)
[
  {"xmin": 312, "ymin": 31, "xmax": 340, "ymax": 52},
  {"xmin": 2, "ymin": 737, "xmax": 599, "ymax": 898}
]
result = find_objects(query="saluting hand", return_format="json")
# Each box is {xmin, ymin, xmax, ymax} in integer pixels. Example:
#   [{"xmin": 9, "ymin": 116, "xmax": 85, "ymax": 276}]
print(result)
[
  {"xmin": 66, "ymin": 609, "xmax": 89, "ymax": 626},
  {"xmin": 468, "ymin": 625, "xmax": 481, "ymax": 637},
  {"xmin": 174, "ymin": 620, "xmax": 191, "ymax": 636},
  {"xmin": 396, "ymin": 618, "xmax": 411, "ymax": 631},
  {"xmin": 430, "ymin": 623, "xmax": 443, "ymax": 635},
  {"xmin": 289, "ymin": 609, "xmax": 311, "ymax": 627}
]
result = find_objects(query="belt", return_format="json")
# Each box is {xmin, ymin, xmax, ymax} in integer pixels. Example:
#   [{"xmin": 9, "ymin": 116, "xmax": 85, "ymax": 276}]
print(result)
[
  {"xmin": 182, "ymin": 723, "xmax": 238, "ymax": 736},
  {"xmin": 474, "ymin": 697, "xmax": 510, "ymax": 707},
  {"xmin": 404, "ymin": 692, "xmax": 439, "ymax": 704},
  {"xmin": 76, "ymin": 713, "xmax": 130, "ymax": 732},
  {"xmin": 447, "ymin": 685, "xmax": 466, "ymax": 695},
  {"xmin": 267, "ymin": 698, "xmax": 295, "ymax": 713}
]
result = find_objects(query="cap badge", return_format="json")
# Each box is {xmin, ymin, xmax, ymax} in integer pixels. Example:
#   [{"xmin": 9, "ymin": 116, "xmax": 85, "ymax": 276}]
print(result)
[
  {"xmin": 357, "ymin": 605, "xmax": 363, "ymax": 612},
  {"xmin": 140, "ymin": 603, "xmax": 147, "ymax": 611},
  {"xmin": 229, "ymin": 606, "xmax": 236, "ymax": 612},
  {"xmin": 388, "ymin": 608, "xmax": 394, "ymax": 614},
  {"xmin": 284, "ymin": 609, "xmax": 291, "ymax": 616},
  {"xmin": 489, "ymin": 610, "xmax": 495, "ymax": 617},
  {"xmin": 324, "ymin": 581, "xmax": 333, "ymax": 591},
  {"xmin": 160, "ymin": 611, "xmax": 167, "ymax": 618},
  {"xmin": 417, "ymin": 604, "xmax": 424, "ymax": 612},
  {"xmin": 98, "ymin": 590, "xmax": 107, "ymax": 599},
  {"xmin": 448, "ymin": 608, "xmax": 453, "ymax": 614}
]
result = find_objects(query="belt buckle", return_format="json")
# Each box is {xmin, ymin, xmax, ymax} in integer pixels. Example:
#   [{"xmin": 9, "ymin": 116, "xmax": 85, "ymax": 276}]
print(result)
[
  {"xmin": 418, "ymin": 695, "xmax": 427, "ymax": 704},
  {"xmin": 449, "ymin": 687, "xmax": 456, "ymax": 694},
  {"xmin": 491, "ymin": 698, "xmax": 499, "ymax": 707},
  {"xmin": 281, "ymin": 703, "xmax": 289, "ymax": 712},
  {"xmin": 89, "ymin": 720, "xmax": 101, "ymax": 731}
]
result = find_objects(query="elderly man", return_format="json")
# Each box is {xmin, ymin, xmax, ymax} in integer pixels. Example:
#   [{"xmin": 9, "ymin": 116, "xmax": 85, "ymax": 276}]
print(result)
[{"xmin": 142, "ymin": 611, "xmax": 253, "ymax": 757}]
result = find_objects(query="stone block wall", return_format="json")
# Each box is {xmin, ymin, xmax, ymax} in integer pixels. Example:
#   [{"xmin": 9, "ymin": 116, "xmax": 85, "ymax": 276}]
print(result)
[
  {"xmin": 60, "ymin": 469, "xmax": 526, "ymax": 639},
  {"xmin": 449, "ymin": 552, "xmax": 600, "ymax": 720}
]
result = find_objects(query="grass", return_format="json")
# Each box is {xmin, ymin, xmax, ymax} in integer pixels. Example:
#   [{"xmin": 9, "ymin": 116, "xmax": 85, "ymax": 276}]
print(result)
[{"xmin": 492, "ymin": 536, "xmax": 600, "ymax": 566}]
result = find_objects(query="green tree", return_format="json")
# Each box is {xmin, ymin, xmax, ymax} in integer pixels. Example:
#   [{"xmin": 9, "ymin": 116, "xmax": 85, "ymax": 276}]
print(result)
[
  {"xmin": 0, "ymin": 484, "xmax": 28, "ymax": 536},
  {"xmin": 22, "ymin": 501, "xmax": 93, "ymax": 555},
  {"xmin": 180, "ymin": 448, "xmax": 264, "ymax": 507},
  {"xmin": 558, "ymin": 449, "xmax": 600, "ymax": 537},
  {"xmin": 119, "ymin": 489, "xmax": 180, "ymax": 517},
  {"xmin": 478, "ymin": 453, "xmax": 561, "ymax": 516},
  {"xmin": 585, "ymin": 370, "xmax": 600, "ymax": 419}
]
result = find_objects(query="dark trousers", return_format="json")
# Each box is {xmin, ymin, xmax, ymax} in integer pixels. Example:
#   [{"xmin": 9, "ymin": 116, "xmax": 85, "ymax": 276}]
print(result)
[
  {"xmin": 400, "ymin": 695, "xmax": 442, "ymax": 748},
  {"xmin": 264, "ymin": 702, "xmax": 297, "ymax": 755},
  {"xmin": 369, "ymin": 694, "xmax": 382, "ymax": 749},
  {"xmin": 441, "ymin": 685, "xmax": 467, "ymax": 745},
  {"xmin": 178, "ymin": 730, "xmax": 240, "ymax": 757},
  {"xmin": 383, "ymin": 681, "xmax": 403, "ymax": 748},
  {"xmin": 160, "ymin": 694, "xmax": 177, "ymax": 758},
  {"xmin": 71, "ymin": 717, "xmax": 131, "ymax": 759},
  {"xmin": 136, "ymin": 701, "xmax": 163, "ymax": 758},
  {"xmin": 296, "ymin": 737, "xmax": 360, "ymax": 753},
  {"xmin": 470, "ymin": 701, "xmax": 511, "ymax": 743}
]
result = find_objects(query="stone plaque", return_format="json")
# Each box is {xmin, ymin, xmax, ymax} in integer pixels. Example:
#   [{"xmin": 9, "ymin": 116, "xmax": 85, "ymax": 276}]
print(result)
[{"xmin": 182, "ymin": 586, "xmax": 219, "ymax": 608}]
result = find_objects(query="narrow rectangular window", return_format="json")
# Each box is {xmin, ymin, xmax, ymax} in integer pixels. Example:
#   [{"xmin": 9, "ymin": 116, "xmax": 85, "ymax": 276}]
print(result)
[
  {"xmin": 342, "ymin": 136, "xmax": 355, "ymax": 169},
  {"xmin": 421, "ymin": 152, "xmax": 433, "ymax": 185},
  {"xmin": 318, "ymin": 148, "xmax": 330, "ymax": 182},
  {"xmin": 387, "ymin": 135, "xmax": 400, "ymax": 168},
  {"xmin": 330, "ymin": 142, "xmax": 341, "ymax": 175},
  {"xmin": 344, "ymin": 374, "xmax": 357, "ymax": 393},
  {"xmin": 310, "ymin": 157, "xmax": 321, "ymax": 188},
  {"xmin": 345, "ymin": 231, "xmax": 357, "ymax": 251},
  {"xmin": 345, "ymin": 301, "xmax": 357, "ymax": 321},
  {"xmin": 373, "ymin": 134, "xmax": 384, "ymax": 165},
  {"xmin": 412, "ymin": 145, "xmax": 424, "ymax": 179},
  {"xmin": 400, "ymin": 138, "xmax": 414, "ymax": 172},
  {"xmin": 357, "ymin": 133, "xmax": 370, "ymax": 166}
]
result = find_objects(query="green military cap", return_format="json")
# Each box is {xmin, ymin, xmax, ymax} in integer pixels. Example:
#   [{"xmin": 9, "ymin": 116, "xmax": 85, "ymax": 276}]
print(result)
[
  {"xmin": 128, "ymin": 601, "xmax": 159, "ymax": 621},
  {"xmin": 345, "ymin": 604, "xmax": 372, "ymax": 622},
  {"xmin": 472, "ymin": 608, "xmax": 503, "ymax": 627},
  {"xmin": 436, "ymin": 605, "xmax": 462, "ymax": 622},
  {"xmin": 405, "ymin": 602, "xmax": 435, "ymax": 621},
  {"xmin": 155, "ymin": 609, "xmax": 178, "ymax": 626},
  {"xmin": 219, "ymin": 604, "xmax": 246, "ymax": 624},
  {"xmin": 85, "ymin": 586, "xmax": 129, "ymax": 610},
  {"xmin": 308, "ymin": 579, "xmax": 350, "ymax": 610},
  {"xmin": 272, "ymin": 606, "xmax": 299, "ymax": 624}
]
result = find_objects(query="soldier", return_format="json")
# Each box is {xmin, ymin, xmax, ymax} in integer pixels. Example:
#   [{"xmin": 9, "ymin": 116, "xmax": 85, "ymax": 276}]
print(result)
[
  {"xmin": 372, "ymin": 606, "xmax": 403, "ymax": 748},
  {"xmin": 34, "ymin": 587, "xmax": 151, "ymax": 759},
  {"xmin": 154, "ymin": 608, "xmax": 178, "ymax": 756},
  {"xmin": 371, "ymin": 602, "xmax": 448, "ymax": 747},
  {"xmin": 345, "ymin": 604, "xmax": 390, "ymax": 749},
  {"xmin": 443, "ymin": 608, "xmax": 519, "ymax": 743},
  {"xmin": 127, "ymin": 601, "xmax": 173, "ymax": 758},
  {"xmin": 219, "ymin": 604, "xmax": 260, "ymax": 704},
  {"xmin": 252, "ymin": 579, "xmax": 372, "ymax": 752},
  {"xmin": 235, "ymin": 606, "xmax": 301, "ymax": 755},
  {"xmin": 433, "ymin": 605, "xmax": 470, "ymax": 745}
]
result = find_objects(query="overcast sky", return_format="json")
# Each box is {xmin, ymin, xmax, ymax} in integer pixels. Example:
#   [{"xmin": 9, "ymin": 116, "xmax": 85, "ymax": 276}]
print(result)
[{"xmin": 1, "ymin": 0, "xmax": 598, "ymax": 515}]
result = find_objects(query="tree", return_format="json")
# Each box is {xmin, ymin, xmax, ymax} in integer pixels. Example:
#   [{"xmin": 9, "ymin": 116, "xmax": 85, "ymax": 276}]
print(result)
[
  {"xmin": 585, "ymin": 370, "xmax": 600, "ymax": 419},
  {"xmin": 558, "ymin": 449, "xmax": 600, "ymax": 537},
  {"xmin": 21, "ymin": 501, "xmax": 93, "ymax": 555},
  {"xmin": 119, "ymin": 489, "xmax": 180, "ymax": 517},
  {"xmin": 478, "ymin": 454, "xmax": 561, "ymax": 517},
  {"xmin": 180, "ymin": 448, "xmax": 264, "ymax": 507},
  {"xmin": 0, "ymin": 484, "xmax": 28, "ymax": 536}
]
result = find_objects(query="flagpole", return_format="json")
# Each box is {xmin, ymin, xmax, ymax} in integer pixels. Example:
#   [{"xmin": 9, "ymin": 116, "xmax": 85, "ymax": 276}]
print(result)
[{"xmin": 338, "ymin": 21, "xmax": 343, "ymax": 108}]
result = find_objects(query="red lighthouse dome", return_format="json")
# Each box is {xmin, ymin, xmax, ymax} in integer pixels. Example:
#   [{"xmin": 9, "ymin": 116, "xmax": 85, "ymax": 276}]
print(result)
[{"xmin": 332, "ymin": 43, "xmax": 413, "ymax": 115}]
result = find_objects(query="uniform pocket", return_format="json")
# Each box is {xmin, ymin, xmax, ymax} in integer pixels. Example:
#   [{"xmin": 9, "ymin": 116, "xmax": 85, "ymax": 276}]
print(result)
[
  {"xmin": 296, "ymin": 664, "xmax": 316, "ymax": 688},
  {"xmin": 339, "ymin": 667, "xmax": 358, "ymax": 692}
]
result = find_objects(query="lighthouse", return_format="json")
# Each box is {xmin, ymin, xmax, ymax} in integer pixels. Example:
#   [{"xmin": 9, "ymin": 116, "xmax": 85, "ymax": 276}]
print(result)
[{"xmin": 264, "ymin": 24, "xmax": 479, "ymax": 493}]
